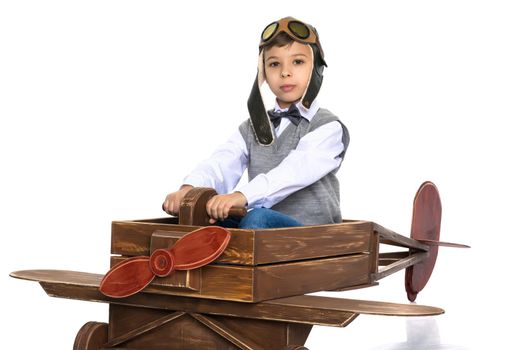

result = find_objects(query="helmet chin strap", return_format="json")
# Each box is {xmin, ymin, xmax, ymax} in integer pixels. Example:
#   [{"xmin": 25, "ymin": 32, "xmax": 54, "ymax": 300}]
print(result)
[{"xmin": 247, "ymin": 44, "xmax": 326, "ymax": 146}]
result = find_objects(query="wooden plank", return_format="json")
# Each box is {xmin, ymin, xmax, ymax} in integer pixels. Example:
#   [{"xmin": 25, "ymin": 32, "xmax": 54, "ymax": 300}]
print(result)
[
  {"xmin": 379, "ymin": 251, "xmax": 410, "ymax": 266},
  {"xmin": 373, "ymin": 252, "xmax": 429, "ymax": 281},
  {"xmin": 112, "ymin": 219, "xmax": 375, "ymax": 266},
  {"xmin": 110, "ymin": 257, "xmax": 254, "ymax": 302},
  {"xmin": 11, "ymin": 269, "xmax": 444, "ymax": 320},
  {"xmin": 150, "ymin": 230, "xmax": 202, "ymax": 291},
  {"xmin": 374, "ymin": 223, "xmax": 429, "ymax": 251},
  {"xmin": 192, "ymin": 313, "xmax": 258, "ymax": 350},
  {"xmin": 110, "ymin": 256, "xmax": 202, "ymax": 292},
  {"xmin": 192, "ymin": 313, "xmax": 312, "ymax": 350},
  {"xmin": 287, "ymin": 323, "xmax": 313, "ymax": 348},
  {"xmin": 265, "ymin": 295, "xmax": 443, "ymax": 317},
  {"xmin": 209, "ymin": 314, "xmax": 311, "ymax": 350},
  {"xmin": 255, "ymin": 254, "xmax": 371, "ymax": 301},
  {"xmin": 368, "ymin": 227, "xmax": 380, "ymax": 274},
  {"xmin": 109, "ymin": 305, "xmax": 310, "ymax": 350},
  {"xmin": 109, "ymin": 304, "xmax": 164, "ymax": 340},
  {"xmin": 105, "ymin": 311, "xmax": 185, "ymax": 347},
  {"xmin": 111, "ymin": 220, "xmax": 255, "ymax": 265},
  {"xmin": 111, "ymin": 253, "xmax": 372, "ymax": 302},
  {"xmin": 108, "ymin": 305, "xmax": 237, "ymax": 350},
  {"xmin": 10, "ymin": 270, "xmax": 358, "ymax": 326},
  {"xmin": 150, "ymin": 230, "xmax": 185, "ymax": 252},
  {"xmin": 253, "ymin": 221, "xmax": 374, "ymax": 264}
]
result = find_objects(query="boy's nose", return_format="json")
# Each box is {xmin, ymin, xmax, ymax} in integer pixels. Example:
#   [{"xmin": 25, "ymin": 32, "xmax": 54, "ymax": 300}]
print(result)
[{"xmin": 281, "ymin": 70, "xmax": 291, "ymax": 78}]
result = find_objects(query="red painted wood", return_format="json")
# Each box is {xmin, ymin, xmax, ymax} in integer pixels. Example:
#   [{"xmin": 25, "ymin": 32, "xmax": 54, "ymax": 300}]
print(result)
[
  {"xmin": 405, "ymin": 181, "xmax": 441, "ymax": 302},
  {"xmin": 150, "ymin": 226, "xmax": 231, "ymax": 275},
  {"xmin": 100, "ymin": 226, "xmax": 231, "ymax": 298},
  {"xmin": 99, "ymin": 256, "xmax": 155, "ymax": 298}
]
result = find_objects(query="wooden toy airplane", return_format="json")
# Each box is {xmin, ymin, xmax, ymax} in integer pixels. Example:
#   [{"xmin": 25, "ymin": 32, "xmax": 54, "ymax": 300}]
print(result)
[{"xmin": 10, "ymin": 181, "xmax": 468, "ymax": 350}]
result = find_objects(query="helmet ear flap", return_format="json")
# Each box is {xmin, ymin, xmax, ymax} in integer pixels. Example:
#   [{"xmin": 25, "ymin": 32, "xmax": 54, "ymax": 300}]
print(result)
[
  {"xmin": 301, "ymin": 44, "xmax": 325, "ymax": 109},
  {"xmin": 247, "ymin": 49, "xmax": 275, "ymax": 146},
  {"xmin": 257, "ymin": 49, "xmax": 266, "ymax": 86}
]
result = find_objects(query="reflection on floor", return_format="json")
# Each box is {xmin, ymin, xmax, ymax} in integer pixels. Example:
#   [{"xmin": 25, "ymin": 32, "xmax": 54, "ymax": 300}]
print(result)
[{"xmin": 370, "ymin": 317, "xmax": 468, "ymax": 350}]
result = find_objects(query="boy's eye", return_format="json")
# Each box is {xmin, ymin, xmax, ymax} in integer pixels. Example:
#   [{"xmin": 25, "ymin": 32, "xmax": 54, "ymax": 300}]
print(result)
[
  {"xmin": 293, "ymin": 59, "xmax": 304, "ymax": 65},
  {"xmin": 268, "ymin": 61, "xmax": 279, "ymax": 68}
]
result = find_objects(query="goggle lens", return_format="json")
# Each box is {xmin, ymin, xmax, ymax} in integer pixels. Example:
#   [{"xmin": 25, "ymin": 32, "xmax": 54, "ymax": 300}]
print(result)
[
  {"xmin": 288, "ymin": 21, "xmax": 310, "ymax": 39},
  {"xmin": 262, "ymin": 22, "xmax": 278, "ymax": 41}
]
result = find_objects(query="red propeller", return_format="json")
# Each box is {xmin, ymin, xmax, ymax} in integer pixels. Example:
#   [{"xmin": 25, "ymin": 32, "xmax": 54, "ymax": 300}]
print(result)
[{"xmin": 99, "ymin": 226, "xmax": 231, "ymax": 298}]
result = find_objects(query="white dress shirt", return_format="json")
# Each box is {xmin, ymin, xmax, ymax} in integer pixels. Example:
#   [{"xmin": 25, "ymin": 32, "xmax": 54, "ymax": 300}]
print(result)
[{"xmin": 183, "ymin": 100, "xmax": 345, "ymax": 209}]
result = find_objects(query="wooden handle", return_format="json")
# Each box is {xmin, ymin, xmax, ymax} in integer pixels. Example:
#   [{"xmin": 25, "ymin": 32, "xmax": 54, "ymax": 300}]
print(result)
[
  {"xmin": 179, "ymin": 187, "xmax": 248, "ymax": 226},
  {"xmin": 228, "ymin": 206, "xmax": 247, "ymax": 218},
  {"xmin": 163, "ymin": 204, "xmax": 246, "ymax": 218}
]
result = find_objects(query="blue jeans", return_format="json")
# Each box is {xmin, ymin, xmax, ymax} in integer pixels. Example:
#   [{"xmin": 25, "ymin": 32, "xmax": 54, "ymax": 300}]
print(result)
[{"xmin": 219, "ymin": 208, "xmax": 302, "ymax": 229}]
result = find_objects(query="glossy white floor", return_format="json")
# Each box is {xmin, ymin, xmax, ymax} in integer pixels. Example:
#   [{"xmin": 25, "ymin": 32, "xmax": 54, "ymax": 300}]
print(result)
[{"xmin": 308, "ymin": 316, "xmax": 469, "ymax": 350}]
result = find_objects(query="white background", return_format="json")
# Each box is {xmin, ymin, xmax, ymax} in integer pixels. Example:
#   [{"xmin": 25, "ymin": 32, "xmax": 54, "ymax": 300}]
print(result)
[{"xmin": 1, "ymin": 1, "xmax": 524, "ymax": 349}]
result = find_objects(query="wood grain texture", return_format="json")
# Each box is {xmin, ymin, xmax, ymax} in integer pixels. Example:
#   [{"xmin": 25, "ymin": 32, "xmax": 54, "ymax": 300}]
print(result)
[
  {"xmin": 105, "ymin": 310, "xmax": 185, "ymax": 347},
  {"xmin": 254, "ymin": 254, "xmax": 371, "ymax": 301},
  {"xmin": 73, "ymin": 321, "xmax": 108, "ymax": 350},
  {"xmin": 405, "ymin": 181, "xmax": 442, "ymax": 302},
  {"xmin": 179, "ymin": 187, "xmax": 247, "ymax": 227},
  {"xmin": 109, "ymin": 305, "xmax": 238, "ymax": 349},
  {"xmin": 112, "ymin": 220, "xmax": 255, "ymax": 265},
  {"xmin": 253, "ymin": 221, "xmax": 373, "ymax": 264},
  {"xmin": 108, "ymin": 305, "xmax": 311, "ymax": 350},
  {"xmin": 111, "ymin": 253, "xmax": 372, "ymax": 302},
  {"xmin": 373, "ymin": 251, "xmax": 429, "ymax": 281},
  {"xmin": 148, "ymin": 226, "xmax": 231, "ymax": 275},
  {"xmin": 120, "ymin": 254, "xmax": 202, "ymax": 292},
  {"xmin": 112, "ymin": 219, "xmax": 375, "ymax": 266},
  {"xmin": 374, "ymin": 223, "xmax": 429, "ymax": 251},
  {"xmin": 10, "ymin": 270, "xmax": 444, "ymax": 321},
  {"xmin": 110, "ymin": 256, "xmax": 253, "ymax": 301},
  {"xmin": 191, "ymin": 313, "xmax": 260, "ymax": 350}
]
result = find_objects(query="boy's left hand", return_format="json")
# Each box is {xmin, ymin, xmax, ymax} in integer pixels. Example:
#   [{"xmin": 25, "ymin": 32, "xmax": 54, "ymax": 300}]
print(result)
[{"xmin": 206, "ymin": 192, "xmax": 247, "ymax": 224}]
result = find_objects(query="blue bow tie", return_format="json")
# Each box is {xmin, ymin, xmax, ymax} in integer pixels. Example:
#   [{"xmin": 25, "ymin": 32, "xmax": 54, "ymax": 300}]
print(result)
[{"xmin": 267, "ymin": 104, "xmax": 304, "ymax": 128}]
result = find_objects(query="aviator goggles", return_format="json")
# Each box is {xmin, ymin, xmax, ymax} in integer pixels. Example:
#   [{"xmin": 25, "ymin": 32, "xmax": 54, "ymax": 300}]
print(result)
[{"xmin": 260, "ymin": 17, "xmax": 319, "ymax": 47}]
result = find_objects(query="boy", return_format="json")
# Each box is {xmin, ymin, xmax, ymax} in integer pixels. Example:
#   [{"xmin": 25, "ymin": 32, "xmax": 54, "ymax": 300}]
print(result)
[{"xmin": 163, "ymin": 17, "xmax": 349, "ymax": 228}]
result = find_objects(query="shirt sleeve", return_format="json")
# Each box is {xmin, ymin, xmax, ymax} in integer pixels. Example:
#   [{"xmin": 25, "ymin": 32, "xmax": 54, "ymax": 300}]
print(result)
[
  {"xmin": 237, "ymin": 121, "xmax": 345, "ymax": 209},
  {"xmin": 183, "ymin": 129, "xmax": 248, "ymax": 195}
]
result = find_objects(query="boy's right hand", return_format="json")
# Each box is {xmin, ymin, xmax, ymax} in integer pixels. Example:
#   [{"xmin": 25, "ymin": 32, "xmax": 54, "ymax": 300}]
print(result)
[{"xmin": 162, "ymin": 185, "xmax": 194, "ymax": 216}]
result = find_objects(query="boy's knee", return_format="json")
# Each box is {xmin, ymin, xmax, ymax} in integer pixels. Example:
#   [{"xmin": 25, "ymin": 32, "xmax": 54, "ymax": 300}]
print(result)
[{"xmin": 238, "ymin": 208, "xmax": 270, "ymax": 229}]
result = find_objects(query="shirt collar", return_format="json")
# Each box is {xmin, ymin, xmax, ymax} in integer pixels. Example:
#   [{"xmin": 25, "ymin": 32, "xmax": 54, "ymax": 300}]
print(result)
[{"xmin": 273, "ymin": 99, "xmax": 320, "ymax": 122}]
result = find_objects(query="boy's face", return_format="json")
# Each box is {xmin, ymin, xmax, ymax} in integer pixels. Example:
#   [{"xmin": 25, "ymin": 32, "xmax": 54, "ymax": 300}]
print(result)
[{"xmin": 264, "ymin": 41, "xmax": 313, "ymax": 109}]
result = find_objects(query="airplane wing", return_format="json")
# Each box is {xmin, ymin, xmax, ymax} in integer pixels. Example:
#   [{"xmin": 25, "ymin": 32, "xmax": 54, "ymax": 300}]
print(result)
[{"xmin": 10, "ymin": 269, "xmax": 443, "ymax": 328}]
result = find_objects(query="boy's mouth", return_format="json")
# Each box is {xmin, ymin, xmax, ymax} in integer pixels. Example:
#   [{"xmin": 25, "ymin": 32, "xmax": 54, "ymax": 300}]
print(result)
[{"xmin": 280, "ymin": 84, "xmax": 295, "ymax": 92}]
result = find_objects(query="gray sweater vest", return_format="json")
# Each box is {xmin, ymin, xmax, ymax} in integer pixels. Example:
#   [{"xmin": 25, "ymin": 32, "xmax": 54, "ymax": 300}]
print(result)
[{"xmin": 239, "ymin": 108, "xmax": 350, "ymax": 225}]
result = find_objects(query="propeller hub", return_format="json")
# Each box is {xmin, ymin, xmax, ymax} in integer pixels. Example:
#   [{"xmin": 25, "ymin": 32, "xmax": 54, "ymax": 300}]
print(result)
[{"xmin": 150, "ymin": 249, "xmax": 174, "ymax": 277}]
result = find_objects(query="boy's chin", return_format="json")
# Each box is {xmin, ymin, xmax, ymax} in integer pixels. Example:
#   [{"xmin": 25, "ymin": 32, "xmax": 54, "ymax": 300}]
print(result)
[{"xmin": 276, "ymin": 98, "xmax": 301, "ymax": 108}]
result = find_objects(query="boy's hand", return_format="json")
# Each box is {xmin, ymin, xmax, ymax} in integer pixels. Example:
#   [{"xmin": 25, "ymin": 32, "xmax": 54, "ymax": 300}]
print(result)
[
  {"xmin": 162, "ymin": 185, "xmax": 194, "ymax": 216},
  {"xmin": 206, "ymin": 192, "xmax": 247, "ymax": 224}
]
